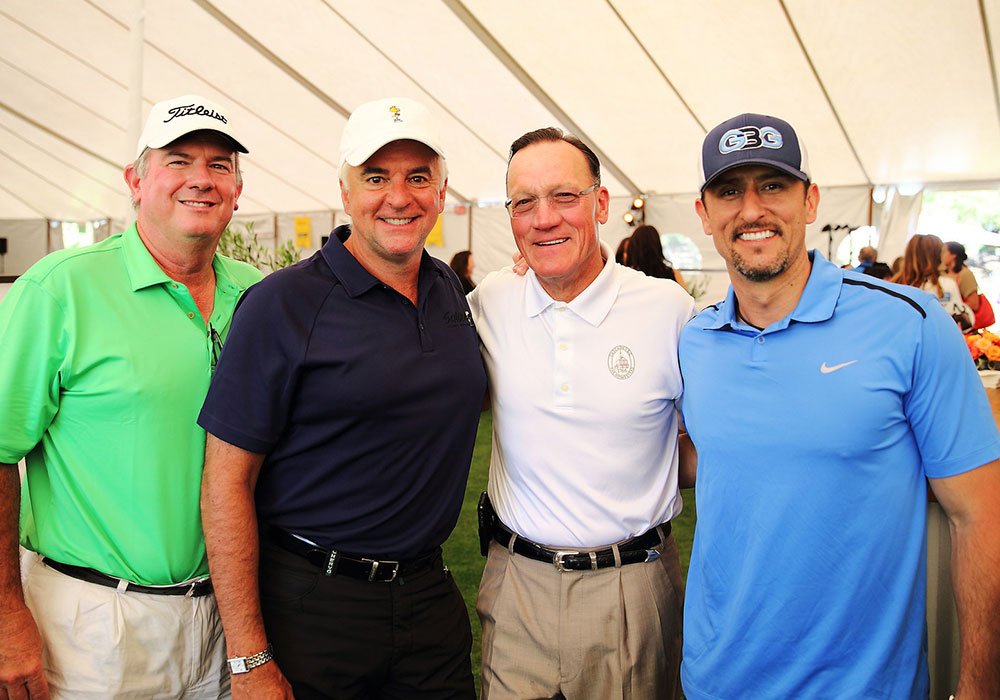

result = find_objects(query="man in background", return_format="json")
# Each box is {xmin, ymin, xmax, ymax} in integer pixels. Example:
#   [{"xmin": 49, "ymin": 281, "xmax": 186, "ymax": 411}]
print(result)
[
  {"xmin": 680, "ymin": 112, "xmax": 1000, "ymax": 699},
  {"xmin": 471, "ymin": 127, "xmax": 695, "ymax": 699},
  {"xmin": 854, "ymin": 244, "xmax": 877, "ymax": 272},
  {"xmin": 199, "ymin": 97, "xmax": 485, "ymax": 699},
  {"xmin": 0, "ymin": 94, "xmax": 259, "ymax": 698}
]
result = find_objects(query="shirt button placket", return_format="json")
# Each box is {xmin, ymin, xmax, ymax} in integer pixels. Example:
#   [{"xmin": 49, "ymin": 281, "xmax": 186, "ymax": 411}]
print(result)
[
  {"xmin": 553, "ymin": 304, "xmax": 571, "ymax": 407},
  {"xmin": 751, "ymin": 333, "xmax": 766, "ymax": 362}
]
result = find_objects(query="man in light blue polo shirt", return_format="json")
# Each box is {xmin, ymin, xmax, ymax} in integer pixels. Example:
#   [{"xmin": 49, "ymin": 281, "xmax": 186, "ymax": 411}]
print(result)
[{"xmin": 679, "ymin": 113, "xmax": 1000, "ymax": 699}]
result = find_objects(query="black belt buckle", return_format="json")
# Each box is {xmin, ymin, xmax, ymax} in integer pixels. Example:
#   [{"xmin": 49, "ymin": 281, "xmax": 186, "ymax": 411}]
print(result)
[{"xmin": 477, "ymin": 491, "xmax": 496, "ymax": 557}]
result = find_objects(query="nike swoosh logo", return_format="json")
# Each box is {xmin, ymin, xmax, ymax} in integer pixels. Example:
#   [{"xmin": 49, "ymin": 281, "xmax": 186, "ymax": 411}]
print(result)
[{"xmin": 820, "ymin": 360, "xmax": 858, "ymax": 374}]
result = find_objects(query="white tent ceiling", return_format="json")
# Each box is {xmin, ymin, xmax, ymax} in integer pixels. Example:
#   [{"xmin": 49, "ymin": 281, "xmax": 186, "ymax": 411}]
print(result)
[{"xmin": 1, "ymin": 0, "xmax": 999, "ymax": 223}]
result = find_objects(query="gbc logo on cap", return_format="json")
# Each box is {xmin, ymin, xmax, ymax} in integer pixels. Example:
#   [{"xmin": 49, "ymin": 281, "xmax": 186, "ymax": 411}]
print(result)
[{"xmin": 719, "ymin": 126, "xmax": 783, "ymax": 154}]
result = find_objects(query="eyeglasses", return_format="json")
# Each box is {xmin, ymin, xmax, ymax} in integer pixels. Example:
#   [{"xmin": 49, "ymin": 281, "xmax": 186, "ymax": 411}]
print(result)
[
  {"xmin": 505, "ymin": 183, "xmax": 599, "ymax": 218},
  {"xmin": 209, "ymin": 325, "xmax": 223, "ymax": 374}
]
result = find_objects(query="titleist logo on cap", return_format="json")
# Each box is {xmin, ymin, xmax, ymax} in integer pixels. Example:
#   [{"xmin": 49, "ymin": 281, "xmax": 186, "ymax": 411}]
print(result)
[{"xmin": 164, "ymin": 103, "xmax": 228, "ymax": 125}]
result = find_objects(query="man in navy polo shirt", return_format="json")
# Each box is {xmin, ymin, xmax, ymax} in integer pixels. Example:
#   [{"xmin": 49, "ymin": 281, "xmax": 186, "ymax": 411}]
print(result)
[
  {"xmin": 198, "ymin": 97, "xmax": 486, "ymax": 699},
  {"xmin": 679, "ymin": 114, "xmax": 1000, "ymax": 699}
]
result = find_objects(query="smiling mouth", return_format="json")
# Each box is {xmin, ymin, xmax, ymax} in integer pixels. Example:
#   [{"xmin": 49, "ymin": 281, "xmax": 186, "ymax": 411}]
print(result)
[
  {"xmin": 535, "ymin": 238, "xmax": 569, "ymax": 247},
  {"xmin": 382, "ymin": 217, "xmax": 416, "ymax": 226},
  {"xmin": 180, "ymin": 201, "xmax": 216, "ymax": 208},
  {"xmin": 736, "ymin": 229, "xmax": 776, "ymax": 242}
]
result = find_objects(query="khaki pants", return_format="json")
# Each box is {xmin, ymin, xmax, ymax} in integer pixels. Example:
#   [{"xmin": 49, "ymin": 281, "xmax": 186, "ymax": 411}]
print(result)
[
  {"xmin": 23, "ymin": 552, "xmax": 229, "ymax": 699},
  {"xmin": 477, "ymin": 532, "xmax": 683, "ymax": 700}
]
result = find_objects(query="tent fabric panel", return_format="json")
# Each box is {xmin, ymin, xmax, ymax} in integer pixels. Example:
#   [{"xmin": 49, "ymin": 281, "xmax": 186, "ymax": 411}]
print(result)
[
  {"xmin": 207, "ymin": 0, "xmax": 509, "ymax": 203},
  {"xmin": 461, "ymin": 0, "xmax": 706, "ymax": 196},
  {"xmin": 0, "ymin": 218, "xmax": 49, "ymax": 276},
  {"xmin": 0, "ymin": 151, "xmax": 107, "ymax": 221},
  {"xmin": 790, "ymin": 0, "xmax": 1000, "ymax": 185},
  {"xmin": 611, "ymin": 0, "xmax": 868, "ymax": 189}
]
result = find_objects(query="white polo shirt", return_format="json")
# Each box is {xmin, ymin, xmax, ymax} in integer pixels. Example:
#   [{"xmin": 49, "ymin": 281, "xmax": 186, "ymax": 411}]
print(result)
[{"xmin": 468, "ymin": 247, "xmax": 696, "ymax": 548}]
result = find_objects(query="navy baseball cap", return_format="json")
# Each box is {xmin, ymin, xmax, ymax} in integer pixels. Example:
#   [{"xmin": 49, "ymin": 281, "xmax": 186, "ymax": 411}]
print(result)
[{"xmin": 699, "ymin": 113, "xmax": 809, "ymax": 191}]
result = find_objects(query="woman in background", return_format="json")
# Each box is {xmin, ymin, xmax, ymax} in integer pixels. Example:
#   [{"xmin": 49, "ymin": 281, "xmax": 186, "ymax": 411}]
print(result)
[
  {"xmin": 893, "ymin": 234, "xmax": 973, "ymax": 330},
  {"xmin": 626, "ymin": 225, "xmax": 686, "ymax": 290},
  {"xmin": 449, "ymin": 250, "xmax": 475, "ymax": 294},
  {"xmin": 942, "ymin": 240, "xmax": 980, "ymax": 315},
  {"xmin": 614, "ymin": 236, "xmax": 630, "ymax": 265}
]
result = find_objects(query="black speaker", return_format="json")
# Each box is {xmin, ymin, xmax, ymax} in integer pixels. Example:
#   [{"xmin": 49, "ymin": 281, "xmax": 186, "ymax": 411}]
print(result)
[{"xmin": 0, "ymin": 237, "xmax": 7, "ymax": 256}]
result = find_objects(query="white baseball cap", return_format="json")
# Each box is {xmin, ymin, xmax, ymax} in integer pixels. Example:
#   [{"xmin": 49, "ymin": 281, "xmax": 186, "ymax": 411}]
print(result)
[
  {"xmin": 339, "ymin": 97, "xmax": 445, "ymax": 168},
  {"xmin": 136, "ymin": 94, "xmax": 249, "ymax": 158}
]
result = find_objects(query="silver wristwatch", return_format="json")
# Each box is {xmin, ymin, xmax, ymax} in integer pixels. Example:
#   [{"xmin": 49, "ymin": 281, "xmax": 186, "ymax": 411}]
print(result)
[{"xmin": 227, "ymin": 643, "xmax": 274, "ymax": 674}]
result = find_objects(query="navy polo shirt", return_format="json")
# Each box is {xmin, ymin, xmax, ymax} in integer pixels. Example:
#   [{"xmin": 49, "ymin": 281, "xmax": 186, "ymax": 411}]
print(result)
[{"xmin": 199, "ymin": 225, "xmax": 487, "ymax": 558}]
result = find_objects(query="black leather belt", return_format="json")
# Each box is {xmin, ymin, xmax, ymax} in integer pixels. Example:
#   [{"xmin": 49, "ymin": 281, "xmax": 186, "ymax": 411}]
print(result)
[
  {"xmin": 266, "ymin": 526, "xmax": 440, "ymax": 583},
  {"xmin": 41, "ymin": 557, "xmax": 213, "ymax": 597},
  {"xmin": 493, "ymin": 521, "xmax": 670, "ymax": 571}
]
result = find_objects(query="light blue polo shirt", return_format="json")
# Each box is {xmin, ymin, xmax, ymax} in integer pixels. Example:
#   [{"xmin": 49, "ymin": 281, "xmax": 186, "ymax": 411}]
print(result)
[{"xmin": 679, "ymin": 251, "xmax": 1000, "ymax": 700}]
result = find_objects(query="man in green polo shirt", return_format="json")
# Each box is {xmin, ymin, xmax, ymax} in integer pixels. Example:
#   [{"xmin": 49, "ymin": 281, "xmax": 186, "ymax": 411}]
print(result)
[{"xmin": 0, "ymin": 94, "xmax": 261, "ymax": 699}]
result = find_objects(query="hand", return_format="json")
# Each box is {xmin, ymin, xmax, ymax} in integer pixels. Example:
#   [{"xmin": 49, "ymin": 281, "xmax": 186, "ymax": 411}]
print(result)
[
  {"xmin": 511, "ymin": 251, "xmax": 528, "ymax": 276},
  {"xmin": 230, "ymin": 661, "xmax": 295, "ymax": 699},
  {"xmin": 0, "ymin": 606, "xmax": 50, "ymax": 699}
]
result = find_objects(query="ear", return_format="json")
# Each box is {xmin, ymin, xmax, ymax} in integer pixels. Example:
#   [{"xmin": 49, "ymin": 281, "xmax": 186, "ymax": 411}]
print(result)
[
  {"xmin": 340, "ymin": 180, "xmax": 352, "ymax": 215},
  {"xmin": 124, "ymin": 164, "xmax": 142, "ymax": 206},
  {"xmin": 595, "ymin": 186, "xmax": 610, "ymax": 225},
  {"xmin": 233, "ymin": 181, "xmax": 243, "ymax": 211},
  {"xmin": 437, "ymin": 178, "xmax": 448, "ymax": 213},
  {"xmin": 694, "ymin": 198, "xmax": 712, "ymax": 236},
  {"xmin": 804, "ymin": 182, "xmax": 820, "ymax": 225}
]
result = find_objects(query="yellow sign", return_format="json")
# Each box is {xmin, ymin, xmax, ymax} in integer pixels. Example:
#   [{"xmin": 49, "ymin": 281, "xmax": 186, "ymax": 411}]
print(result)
[
  {"xmin": 294, "ymin": 217, "xmax": 311, "ymax": 249},
  {"xmin": 426, "ymin": 214, "xmax": 443, "ymax": 247}
]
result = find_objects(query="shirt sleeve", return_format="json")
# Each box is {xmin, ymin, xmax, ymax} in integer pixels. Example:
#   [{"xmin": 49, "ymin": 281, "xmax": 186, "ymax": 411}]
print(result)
[
  {"xmin": 0, "ymin": 279, "xmax": 64, "ymax": 463},
  {"xmin": 904, "ymin": 298, "xmax": 1000, "ymax": 478},
  {"xmin": 198, "ymin": 276, "xmax": 314, "ymax": 454},
  {"xmin": 958, "ymin": 268, "xmax": 978, "ymax": 299},
  {"xmin": 466, "ymin": 284, "xmax": 482, "ymax": 326}
]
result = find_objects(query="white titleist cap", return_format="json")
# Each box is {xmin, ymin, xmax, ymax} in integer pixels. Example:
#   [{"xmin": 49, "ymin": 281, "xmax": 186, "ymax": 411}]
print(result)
[
  {"xmin": 136, "ymin": 94, "xmax": 248, "ymax": 158},
  {"xmin": 339, "ymin": 97, "xmax": 444, "ymax": 168}
]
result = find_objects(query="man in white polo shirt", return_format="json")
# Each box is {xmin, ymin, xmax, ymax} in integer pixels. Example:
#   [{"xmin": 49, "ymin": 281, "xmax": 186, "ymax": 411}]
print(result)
[{"xmin": 468, "ymin": 127, "xmax": 695, "ymax": 699}]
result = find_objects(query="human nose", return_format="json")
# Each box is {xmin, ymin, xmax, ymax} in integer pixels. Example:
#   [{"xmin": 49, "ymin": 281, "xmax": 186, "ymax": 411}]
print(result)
[
  {"xmin": 530, "ymin": 196, "xmax": 562, "ymax": 228},
  {"xmin": 384, "ymin": 179, "xmax": 413, "ymax": 209},
  {"xmin": 186, "ymin": 161, "xmax": 215, "ymax": 189},
  {"xmin": 738, "ymin": 188, "xmax": 766, "ymax": 221}
]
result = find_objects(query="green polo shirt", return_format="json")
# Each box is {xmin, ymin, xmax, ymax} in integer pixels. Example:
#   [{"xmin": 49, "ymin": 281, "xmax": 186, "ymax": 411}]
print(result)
[{"xmin": 0, "ymin": 224, "xmax": 261, "ymax": 585}]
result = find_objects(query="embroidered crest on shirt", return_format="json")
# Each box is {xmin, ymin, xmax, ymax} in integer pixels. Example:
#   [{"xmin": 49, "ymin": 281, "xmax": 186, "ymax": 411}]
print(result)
[{"xmin": 608, "ymin": 345, "xmax": 635, "ymax": 380}]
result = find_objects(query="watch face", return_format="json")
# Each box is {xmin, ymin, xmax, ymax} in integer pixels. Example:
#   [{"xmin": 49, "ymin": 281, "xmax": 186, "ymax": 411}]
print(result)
[{"xmin": 228, "ymin": 657, "xmax": 248, "ymax": 674}]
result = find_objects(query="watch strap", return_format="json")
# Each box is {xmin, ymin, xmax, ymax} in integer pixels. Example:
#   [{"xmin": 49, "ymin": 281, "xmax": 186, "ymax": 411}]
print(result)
[{"xmin": 227, "ymin": 643, "xmax": 274, "ymax": 674}]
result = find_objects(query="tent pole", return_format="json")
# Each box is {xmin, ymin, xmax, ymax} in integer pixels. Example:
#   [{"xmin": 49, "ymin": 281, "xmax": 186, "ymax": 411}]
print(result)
[
  {"xmin": 467, "ymin": 204, "xmax": 473, "ymax": 250},
  {"xmin": 124, "ymin": 0, "xmax": 145, "ymax": 224}
]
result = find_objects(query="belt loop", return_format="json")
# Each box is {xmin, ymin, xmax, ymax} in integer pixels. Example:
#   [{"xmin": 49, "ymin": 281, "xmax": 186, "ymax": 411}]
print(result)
[
  {"xmin": 656, "ymin": 522, "xmax": 670, "ymax": 547},
  {"xmin": 588, "ymin": 551, "xmax": 598, "ymax": 571},
  {"xmin": 611, "ymin": 543, "xmax": 622, "ymax": 569},
  {"xmin": 116, "ymin": 578, "xmax": 129, "ymax": 593},
  {"xmin": 507, "ymin": 534, "xmax": 517, "ymax": 555},
  {"xmin": 185, "ymin": 582, "xmax": 196, "ymax": 598},
  {"xmin": 324, "ymin": 550, "xmax": 339, "ymax": 577}
]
